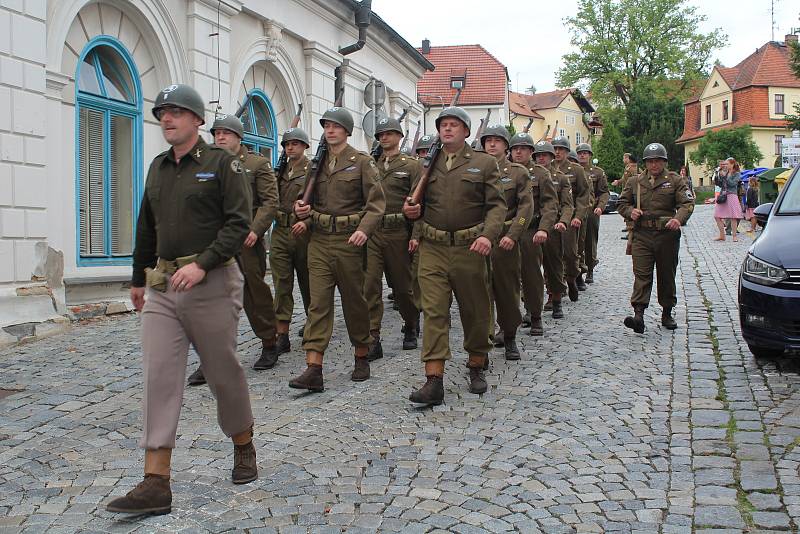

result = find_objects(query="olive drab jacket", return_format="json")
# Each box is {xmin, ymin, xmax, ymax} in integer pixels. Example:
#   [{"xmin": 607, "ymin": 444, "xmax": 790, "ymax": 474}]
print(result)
[
  {"xmin": 548, "ymin": 162, "xmax": 575, "ymax": 227},
  {"xmin": 496, "ymin": 157, "xmax": 534, "ymax": 242},
  {"xmin": 376, "ymin": 152, "xmax": 421, "ymax": 214},
  {"xmin": 278, "ymin": 155, "xmax": 310, "ymax": 213},
  {"xmin": 555, "ymin": 160, "xmax": 592, "ymax": 220},
  {"xmin": 582, "ymin": 163, "xmax": 610, "ymax": 212},
  {"xmin": 617, "ymin": 170, "xmax": 694, "ymax": 227},
  {"xmin": 236, "ymin": 145, "xmax": 278, "ymax": 238},
  {"xmin": 523, "ymin": 159, "xmax": 560, "ymax": 232}
]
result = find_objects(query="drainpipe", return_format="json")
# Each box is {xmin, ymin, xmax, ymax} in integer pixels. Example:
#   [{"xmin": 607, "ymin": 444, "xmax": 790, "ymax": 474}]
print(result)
[{"xmin": 338, "ymin": 0, "xmax": 372, "ymax": 56}]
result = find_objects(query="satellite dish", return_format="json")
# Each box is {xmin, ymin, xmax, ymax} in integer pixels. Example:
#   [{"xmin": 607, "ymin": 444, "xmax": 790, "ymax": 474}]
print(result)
[
  {"xmin": 364, "ymin": 79, "xmax": 386, "ymax": 108},
  {"xmin": 362, "ymin": 109, "xmax": 388, "ymax": 138}
]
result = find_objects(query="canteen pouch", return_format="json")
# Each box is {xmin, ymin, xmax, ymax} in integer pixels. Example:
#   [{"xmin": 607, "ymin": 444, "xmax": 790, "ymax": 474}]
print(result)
[{"xmin": 145, "ymin": 267, "xmax": 169, "ymax": 293}]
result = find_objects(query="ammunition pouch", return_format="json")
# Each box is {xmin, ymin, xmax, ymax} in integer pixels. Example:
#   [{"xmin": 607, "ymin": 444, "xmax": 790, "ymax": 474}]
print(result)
[
  {"xmin": 381, "ymin": 213, "xmax": 407, "ymax": 230},
  {"xmin": 275, "ymin": 210, "xmax": 299, "ymax": 228},
  {"xmin": 636, "ymin": 216, "xmax": 673, "ymax": 231},
  {"xmin": 311, "ymin": 211, "xmax": 362, "ymax": 234},
  {"xmin": 145, "ymin": 254, "xmax": 235, "ymax": 292},
  {"xmin": 421, "ymin": 222, "xmax": 484, "ymax": 246}
]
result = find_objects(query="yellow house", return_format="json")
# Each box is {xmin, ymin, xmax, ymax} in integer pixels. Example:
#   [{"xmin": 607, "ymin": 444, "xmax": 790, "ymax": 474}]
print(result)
[
  {"xmin": 677, "ymin": 35, "xmax": 800, "ymax": 187},
  {"xmin": 509, "ymin": 89, "xmax": 600, "ymax": 147}
]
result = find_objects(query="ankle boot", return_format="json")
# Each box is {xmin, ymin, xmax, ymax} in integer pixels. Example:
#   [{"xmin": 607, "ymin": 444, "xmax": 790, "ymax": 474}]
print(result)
[
  {"xmin": 585, "ymin": 271, "xmax": 594, "ymax": 284},
  {"xmin": 576, "ymin": 274, "xmax": 587, "ymax": 291},
  {"xmin": 275, "ymin": 333, "xmax": 291, "ymax": 355},
  {"xmin": 232, "ymin": 439, "xmax": 258, "ymax": 484},
  {"xmin": 351, "ymin": 356, "xmax": 370, "ymax": 382},
  {"xmin": 543, "ymin": 295, "xmax": 554, "ymax": 311},
  {"xmin": 253, "ymin": 341, "xmax": 278, "ymax": 370},
  {"xmin": 366, "ymin": 332, "xmax": 383, "ymax": 361},
  {"xmin": 661, "ymin": 307, "xmax": 677, "ymax": 330},
  {"xmin": 552, "ymin": 300, "xmax": 564, "ymax": 319},
  {"xmin": 187, "ymin": 366, "xmax": 206, "ymax": 386},
  {"xmin": 493, "ymin": 328, "xmax": 505, "ymax": 347},
  {"xmin": 529, "ymin": 316, "xmax": 544, "ymax": 336},
  {"xmin": 504, "ymin": 337, "xmax": 520, "ymax": 361},
  {"xmin": 289, "ymin": 364, "xmax": 324, "ymax": 392},
  {"xmin": 402, "ymin": 323, "xmax": 418, "ymax": 350},
  {"xmin": 106, "ymin": 475, "xmax": 171, "ymax": 515},
  {"xmin": 468, "ymin": 367, "xmax": 488, "ymax": 394},
  {"xmin": 624, "ymin": 306, "xmax": 646, "ymax": 334},
  {"xmin": 409, "ymin": 375, "xmax": 444, "ymax": 406},
  {"xmin": 567, "ymin": 279, "xmax": 579, "ymax": 301},
  {"xmin": 522, "ymin": 311, "xmax": 531, "ymax": 327}
]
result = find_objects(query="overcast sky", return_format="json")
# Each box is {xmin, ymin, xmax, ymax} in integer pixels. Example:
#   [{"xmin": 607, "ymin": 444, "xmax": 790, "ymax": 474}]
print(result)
[{"xmin": 372, "ymin": 0, "xmax": 800, "ymax": 94}]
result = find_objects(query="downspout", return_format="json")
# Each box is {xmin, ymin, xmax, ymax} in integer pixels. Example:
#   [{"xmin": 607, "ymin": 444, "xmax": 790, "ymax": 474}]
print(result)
[{"xmin": 338, "ymin": 0, "xmax": 372, "ymax": 56}]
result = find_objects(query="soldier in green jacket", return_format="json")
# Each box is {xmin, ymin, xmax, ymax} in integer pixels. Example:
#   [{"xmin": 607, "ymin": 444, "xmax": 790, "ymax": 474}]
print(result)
[{"xmin": 576, "ymin": 143, "xmax": 609, "ymax": 284}]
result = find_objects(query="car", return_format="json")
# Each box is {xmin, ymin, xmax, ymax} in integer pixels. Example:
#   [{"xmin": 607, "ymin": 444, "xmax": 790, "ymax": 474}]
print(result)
[
  {"xmin": 603, "ymin": 191, "xmax": 619, "ymax": 214},
  {"xmin": 738, "ymin": 165, "xmax": 800, "ymax": 358}
]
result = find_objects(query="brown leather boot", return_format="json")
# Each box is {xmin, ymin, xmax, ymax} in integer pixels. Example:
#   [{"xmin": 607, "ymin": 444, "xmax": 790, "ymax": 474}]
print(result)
[
  {"xmin": 624, "ymin": 305, "xmax": 646, "ymax": 334},
  {"xmin": 661, "ymin": 307, "xmax": 677, "ymax": 330},
  {"xmin": 106, "ymin": 475, "xmax": 171, "ymax": 515},
  {"xmin": 543, "ymin": 294, "xmax": 554, "ymax": 311},
  {"xmin": 351, "ymin": 356, "xmax": 370, "ymax": 382},
  {"xmin": 253, "ymin": 340, "xmax": 278, "ymax": 370},
  {"xmin": 289, "ymin": 364, "xmax": 324, "ymax": 392},
  {"xmin": 366, "ymin": 331, "xmax": 383, "ymax": 361},
  {"xmin": 232, "ymin": 440, "xmax": 258, "ymax": 484},
  {"xmin": 567, "ymin": 278, "xmax": 579, "ymax": 301},
  {"xmin": 187, "ymin": 366, "xmax": 206, "ymax": 386},
  {"xmin": 409, "ymin": 375, "xmax": 444, "ymax": 406},
  {"xmin": 504, "ymin": 337, "xmax": 520, "ymax": 361},
  {"xmin": 552, "ymin": 299, "xmax": 564, "ymax": 319},
  {"xmin": 275, "ymin": 333, "xmax": 291, "ymax": 355},
  {"xmin": 467, "ymin": 356, "xmax": 488, "ymax": 394},
  {"xmin": 529, "ymin": 316, "xmax": 544, "ymax": 336}
]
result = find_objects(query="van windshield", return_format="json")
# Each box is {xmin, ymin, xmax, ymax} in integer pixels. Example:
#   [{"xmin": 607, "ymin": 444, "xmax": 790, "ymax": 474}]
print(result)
[{"xmin": 777, "ymin": 168, "xmax": 800, "ymax": 214}]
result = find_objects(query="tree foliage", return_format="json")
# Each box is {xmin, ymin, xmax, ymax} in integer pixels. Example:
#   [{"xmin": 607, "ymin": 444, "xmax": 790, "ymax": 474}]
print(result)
[
  {"xmin": 621, "ymin": 84, "xmax": 685, "ymax": 170},
  {"xmin": 594, "ymin": 108, "xmax": 625, "ymax": 180},
  {"xmin": 556, "ymin": 0, "xmax": 726, "ymax": 107},
  {"xmin": 784, "ymin": 40, "xmax": 800, "ymax": 132},
  {"xmin": 688, "ymin": 126, "xmax": 763, "ymax": 172}
]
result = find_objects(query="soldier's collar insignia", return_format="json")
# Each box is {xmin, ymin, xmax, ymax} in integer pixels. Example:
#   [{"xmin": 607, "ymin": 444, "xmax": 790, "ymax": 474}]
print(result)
[
  {"xmin": 194, "ymin": 148, "xmax": 202, "ymax": 159},
  {"xmin": 467, "ymin": 167, "xmax": 480, "ymax": 173},
  {"xmin": 350, "ymin": 155, "xmax": 356, "ymax": 160},
  {"xmin": 345, "ymin": 165, "xmax": 357, "ymax": 171}
]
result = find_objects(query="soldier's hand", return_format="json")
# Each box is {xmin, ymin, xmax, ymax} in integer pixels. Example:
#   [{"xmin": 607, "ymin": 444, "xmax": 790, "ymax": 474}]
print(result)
[
  {"xmin": 130, "ymin": 287, "xmax": 145, "ymax": 311},
  {"xmin": 612, "ymin": 180, "xmax": 620, "ymax": 186},
  {"xmin": 630, "ymin": 208, "xmax": 643, "ymax": 221},
  {"xmin": 243, "ymin": 231, "xmax": 259, "ymax": 248},
  {"xmin": 294, "ymin": 200, "xmax": 311, "ymax": 220},
  {"xmin": 499, "ymin": 236, "xmax": 515, "ymax": 250},
  {"xmin": 291, "ymin": 221, "xmax": 308, "ymax": 237},
  {"xmin": 403, "ymin": 198, "xmax": 421, "ymax": 220},
  {"xmin": 594, "ymin": 207, "xmax": 603, "ymax": 216},
  {"xmin": 533, "ymin": 230, "xmax": 548, "ymax": 244},
  {"xmin": 570, "ymin": 218, "xmax": 582, "ymax": 229},
  {"xmin": 408, "ymin": 239, "xmax": 419, "ymax": 254},
  {"xmin": 348, "ymin": 230, "xmax": 368, "ymax": 247},
  {"xmin": 554, "ymin": 222, "xmax": 566, "ymax": 233},
  {"xmin": 470, "ymin": 236, "xmax": 492, "ymax": 256},
  {"xmin": 665, "ymin": 218, "xmax": 681, "ymax": 231},
  {"xmin": 171, "ymin": 262, "xmax": 206, "ymax": 292}
]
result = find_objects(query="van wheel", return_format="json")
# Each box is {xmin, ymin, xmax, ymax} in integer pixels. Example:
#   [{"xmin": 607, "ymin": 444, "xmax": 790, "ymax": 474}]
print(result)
[{"xmin": 748, "ymin": 344, "xmax": 783, "ymax": 359}]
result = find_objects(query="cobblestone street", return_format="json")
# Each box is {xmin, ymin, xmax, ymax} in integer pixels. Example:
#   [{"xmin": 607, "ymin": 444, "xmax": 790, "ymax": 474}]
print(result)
[{"xmin": 2, "ymin": 205, "xmax": 800, "ymax": 533}]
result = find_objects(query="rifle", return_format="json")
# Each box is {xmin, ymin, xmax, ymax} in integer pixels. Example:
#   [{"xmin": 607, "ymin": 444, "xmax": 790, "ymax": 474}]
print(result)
[
  {"xmin": 470, "ymin": 108, "xmax": 492, "ymax": 150},
  {"xmin": 297, "ymin": 89, "xmax": 344, "ymax": 217},
  {"xmin": 372, "ymin": 107, "xmax": 409, "ymax": 161},
  {"xmin": 408, "ymin": 136, "xmax": 442, "ymax": 207},
  {"xmin": 539, "ymin": 125, "xmax": 550, "ymax": 142},
  {"xmin": 550, "ymin": 120, "xmax": 559, "ymax": 141},
  {"xmin": 522, "ymin": 117, "xmax": 534, "ymax": 134},
  {"xmin": 408, "ymin": 120, "xmax": 422, "ymax": 153},
  {"xmin": 275, "ymin": 103, "xmax": 303, "ymax": 178},
  {"xmin": 450, "ymin": 87, "xmax": 462, "ymax": 107},
  {"xmin": 625, "ymin": 180, "xmax": 639, "ymax": 255}
]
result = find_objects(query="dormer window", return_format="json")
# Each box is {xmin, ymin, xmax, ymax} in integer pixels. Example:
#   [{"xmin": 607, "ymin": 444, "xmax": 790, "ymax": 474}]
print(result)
[{"xmin": 450, "ymin": 68, "xmax": 466, "ymax": 90}]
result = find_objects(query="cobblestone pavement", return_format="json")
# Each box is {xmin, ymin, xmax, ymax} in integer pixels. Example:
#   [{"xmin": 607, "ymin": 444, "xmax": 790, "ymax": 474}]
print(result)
[{"xmin": 2, "ymin": 205, "xmax": 800, "ymax": 533}]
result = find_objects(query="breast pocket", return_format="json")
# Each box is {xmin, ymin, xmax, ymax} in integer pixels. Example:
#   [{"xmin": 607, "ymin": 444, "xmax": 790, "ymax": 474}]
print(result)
[
  {"xmin": 335, "ymin": 171, "xmax": 362, "ymax": 199},
  {"xmin": 183, "ymin": 181, "xmax": 221, "ymax": 227},
  {"xmin": 459, "ymin": 174, "xmax": 485, "ymax": 206}
]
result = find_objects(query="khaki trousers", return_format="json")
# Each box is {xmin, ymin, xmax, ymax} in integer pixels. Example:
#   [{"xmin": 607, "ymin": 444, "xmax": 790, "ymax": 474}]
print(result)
[
  {"xmin": 543, "ymin": 230, "xmax": 567, "ymax": 296},
  {"xmin": 562, "ymin": 225, "xmax": 581, "ymax": 279},
  {"xmin": 419, "ymin": 239, "xmax": 492, "ymax": 362},
  {"xmin": 578, "ymin": 218, "xmax": 589, "ymax": 274},
  {"xmin": 585, "ymin": 212, "xmax": 600, "ymax": 273},
  {"xmin": 520, "ymin": 229, "xmax": 545, "ymax": 318},
  {"xmin": 140, "ymin": 263, "xmax": 253, "ymax": 450},
  {"xmin": 269, "ymin": 226, "xmax": 310, "ymax": 322},
  {"xmin": 365, "ymin": 227, "xmax": 419, "ymax": 332},
  {"xmin": 630, "ymin": 229, "xmax": 681, "ymax": 309},
  {"xmin": 239, "ymin": 237, "xmax": 276, "ymax": 341},
  {"xmin": 491, "ymin": 241, "xmax": 522, "ymax": 334},
  {"xmin": 302, "ymin": 232, "xmax": 372, "ymax": 354}
]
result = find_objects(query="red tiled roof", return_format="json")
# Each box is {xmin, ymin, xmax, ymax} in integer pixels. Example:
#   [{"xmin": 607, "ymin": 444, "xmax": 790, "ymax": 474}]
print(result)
[
  {"xmin": 417, "ymin": 44, "xmax": 508, "ymax": 106},
  {"xmin": 525, "ymin": 89, "xmax": 572, "ymax": 111},
  {"xmin": 509, "ymin": 91, "xmax": 544, "ymax": 119},
  {"xmin": 728, "ymin": 42, "xmax": 800, "ymax": 89}
]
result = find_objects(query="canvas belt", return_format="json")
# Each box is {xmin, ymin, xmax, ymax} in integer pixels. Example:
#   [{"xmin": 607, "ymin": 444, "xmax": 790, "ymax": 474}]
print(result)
[
  {"xmin": 382, "ymin": 213, "xmax": 407, "ymax": 229},
  {"xmin": 275, "ymin": 210, "xmax": 298, "ymax": 228},
  {"xmin": 311, "ymin": 211, "xmax": 362, "ymax": 234},
  {"xmin": 636, "ymin": 216, "xmax": 672, "ymax": 230},
  {"xmin": 144, "ymin": 254, "xmax": 235, "ymax": 292},
  {"xmin": 421, "ymin": 222, "xmax": 484, "ymax": 246}
]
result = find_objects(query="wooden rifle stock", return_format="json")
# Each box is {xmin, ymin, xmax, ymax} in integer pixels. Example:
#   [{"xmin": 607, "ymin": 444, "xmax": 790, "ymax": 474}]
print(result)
[
  {"xmin": 523, "ymin": 117, "xmax": 534, "ymax": 134},
  {"xmin": 539, "ymin": 125, "xmax": 550, "ymax": 142},
  {"xmin": 297, "ymin": 90, "xmax": 343, "ymax": 214},
  {"xmin": 470, "ymin": 108, "xmax": 492, "ymax": 150},
  {"xmin": 275, "ymin": 103, "xmax": 303, "ymax": 177},
  {"xmin": 408, "ymin": 137, "xmax": 442, "ymax": 206},
  {"xmin": 409, "ymin": 120, "xmax": 422, "ymax": 153}
]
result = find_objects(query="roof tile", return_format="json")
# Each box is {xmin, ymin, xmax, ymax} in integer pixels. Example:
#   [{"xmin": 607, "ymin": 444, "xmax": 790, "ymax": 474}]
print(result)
[{"xmin": 417, "ymin": 45, "xmax": 508, "ymax": 106}]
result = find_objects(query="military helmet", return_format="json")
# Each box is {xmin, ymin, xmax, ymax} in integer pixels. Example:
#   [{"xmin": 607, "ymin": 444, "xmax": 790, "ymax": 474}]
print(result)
[
  {"xmin": 509, "ymin": 132, "xmax": 536, "ymax": 149},
  {"xmin": 435, "ymin": 106, "xmax": 471, "ymax": 135},
  {"xmin": 281, "ymin": 127, "xmax": 310, "ymax": 148},
  {"xmin": 416, "ymin": 134, "xmax": 436, "ymax": 153},
  {"xmin": 320, "ymin": 107, "xmax": 354, "ymax": 135},
  {"xmin": 552, "ymin": 136, "xmax": 571, "ymax": 150},
  {"xmin": 374, "ymin": 116, "xmax": 404, "ymax": 139},
  {"xmin": 576, "ymin": 142, "xmax": 593, "ymax": 154},
  {"xmin": 152, "ymin": 84, "xmax": 206, "ymax": 124},
  {"xmin": 568, "ymin": 150, "xmax": 579, "ymax": 162},
  {"xmin": 642, "ymin": 142, "xmax": 668, "ymax": 161},
  {"xmin": 480, "ymin": 124, "xmax": 510, "ymax": 147},
  {"xmin": 210, "ymin": 114, "xmax": 244, "ymax": 139},
  {"xmin": 533, "ymin": 140, "xmax": 556, "ymax": 157}
]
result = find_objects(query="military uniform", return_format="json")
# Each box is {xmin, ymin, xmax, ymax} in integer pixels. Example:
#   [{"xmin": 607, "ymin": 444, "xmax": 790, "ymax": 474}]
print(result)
[
  {"xmin": 543, "ymin": 162, "xmax": 573, "ymax": 309},
  {"xmin": 554, "ymin": 158, "xmax": 591, "ymax": 296},
  {"xmin": 581, "ymin": 161, "xmax": 609, "ymax": 280},
  {"xmin": 620, "ymin": 161, "xmax": 639, "ymax": 190}
]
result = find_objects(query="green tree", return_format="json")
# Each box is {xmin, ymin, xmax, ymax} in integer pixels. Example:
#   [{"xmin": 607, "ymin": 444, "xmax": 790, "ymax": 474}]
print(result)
[
  {"xmin": 594, "ymin": 110, "xmax": 625, "ymax": 180},
  {"xmin": 689, "ymin": 126, "xmax": 763, "ymax": 172},
  {"xmin": 784, "ymin": 39, "xmax": 800, "ymax": 131},
  {"xmin": 622, "ymin": 84, "xmax": 685, "ymax": 170},
  {"xmin": 556, "ymin": 0, "xmax": 726, "ymax": 107}
]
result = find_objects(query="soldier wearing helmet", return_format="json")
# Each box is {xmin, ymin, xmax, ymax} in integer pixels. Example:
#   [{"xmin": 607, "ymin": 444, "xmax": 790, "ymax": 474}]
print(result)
[
  {"xmin": 535, "ymin": 140, "xmax": 573, "ymax": 320},
  {"xmin": 415, "ymin": 134, "xmax": 436, "ymax": 159},
  {"xmin": 509, "ymin": 133, "xmax": 559, "ymax": 336},
  {"xmin": 576, "ymin": 143, "xmax": 609, "ymax": 284},
  {"xmin": 270, "ymin": 127, "xmax": 312, "ymax": 356},
  {"xmin": 289, "ymin": 106, "xmax": 386, "ymax": 392},
  {"xmin": 363, "ymin": 116, "xmax": 421, "ymax": 361},
  {"xmin": 402, "ymin": 106, "xmax": 506, "ymax": 405},
  {"xmin": 617, "ymin": 142, "xmax": 694, "ymax": 334},
  {"xmin": 551, "ymin": 136, "xmax": 592, "ymax": 301},
  {"xmin": 107, "ymin": 84, "xmax": 257, "ymax": 515},
  {"xmin": 480, "ymin": 125, "xmax": 533, "ymax": 360}
]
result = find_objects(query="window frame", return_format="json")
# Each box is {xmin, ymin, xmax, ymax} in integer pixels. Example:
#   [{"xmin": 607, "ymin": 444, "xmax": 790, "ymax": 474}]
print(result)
[
  {"xmin": 775, "ymin": 134, "xmax": 785, "ymax": 156},
  {"xmin": 722, "ymin": 100, "xmax": 729, "ymax": 121},
  {"xmin": 775, "ymin": 94, "xmax": 785, "ymax": 115},
  {"xmin": 74, "ymin": 35, "xmax": 143, "ymax": 267},
  {"xmin": 705, "ymin": 104, "xmax": 712, "ymax": 124},
  {"xmin": 240, "ymin": 89, "xmax": 278, "ymax": 167}
]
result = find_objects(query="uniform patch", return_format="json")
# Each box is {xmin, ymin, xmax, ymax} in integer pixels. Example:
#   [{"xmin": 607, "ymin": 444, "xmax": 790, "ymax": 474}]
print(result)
[
  {"xmin": 500, "ymin": 177, "xmax": 512, "ymax": 183},
  {"xmin": 686, "ymin": 190, "xmax": 694, "ymax": 200},
  {"xmin": 195, "ymin": 172, "xmax": 216, "ymax": 181},
  {"xmin": 230, "ymin": 160, "xmax": 243, "ymax": 173},
  {"xmin": 345, "ymin": 165, "xmax": 357, "ymax": 171},
  {"xmin": 659, "ymin": 182, "xmax": 673, "ymax": 189},
  {"xmin": 518, "ymin": 217, "xmax": 526, "ymax": 225},
  {"xmin": 393, "ymin": 171, "xmax": 409, "ymax": 177},
  {"xmin": 467, "ymin": 168, "xmax": 481, "ymax": 173}
]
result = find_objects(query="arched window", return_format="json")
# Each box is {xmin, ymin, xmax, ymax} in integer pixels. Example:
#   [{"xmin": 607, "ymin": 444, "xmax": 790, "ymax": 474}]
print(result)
[
  {"xmin": 240, "ymin": 90, "xmax": 278, "ymax": 165},
  {"xmin": 75, "ymin": 36, "xmax": 142, "ymax": 266}
]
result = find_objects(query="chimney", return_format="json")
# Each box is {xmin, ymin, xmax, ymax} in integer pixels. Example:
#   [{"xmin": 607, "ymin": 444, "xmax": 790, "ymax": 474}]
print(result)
[
  {"xmin": 786, "ymin": 34, "xmax": 798, "ymax": 45},
  {"xmin": 421, "ymin": 38, "xmax": 430, "ymax": 54}
]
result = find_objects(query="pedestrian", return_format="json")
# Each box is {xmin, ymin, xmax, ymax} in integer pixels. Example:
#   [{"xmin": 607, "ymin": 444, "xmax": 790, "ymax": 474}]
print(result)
[
  {"xmin": 744, "ymin": 175, "xmax": 760, "ymax": 235},
  {"xmin": 402, "ymin": 106, "xmax": 506, "ymax": 406},
  {"xmin": 364, "ymin": 117, "xmax": 421, "ymax": 361},
  {"xmin": 617, "ymin": 143, "xmax": 694, "ymax": 334},
  {"xmin": 713, "ymin": 158, "xmax": 744, "ymax": 242},
  {"xmin": 576, "ymin": 143, "xmax": 609, "ymax": 284},
  {"xmin": 106, "ymin": 84, "xmax": 257, "ymax": 516},
  {"xmin": 270, "ymin": 127, "xmax": 312, "ymax": 355},
  {"xmin": 679, "ymin": 165, "xmax": 693, "ymax": 193},
  {"xmin": 289, "ymin": 106, "xmax": 386, "ymax": 392},
  {"xmin": 187, "ymin": 114, "xmax": 280, "ymax": 386}
]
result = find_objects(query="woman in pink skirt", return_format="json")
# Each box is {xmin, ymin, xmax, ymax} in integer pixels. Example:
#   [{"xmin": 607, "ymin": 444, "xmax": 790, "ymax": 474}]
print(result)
[{"xmin": 713, "ymin": 158, "xmax": 744, "ymax": 241}]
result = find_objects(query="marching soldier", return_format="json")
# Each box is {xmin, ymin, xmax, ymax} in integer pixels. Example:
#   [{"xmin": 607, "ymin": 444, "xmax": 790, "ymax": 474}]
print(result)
[
  {"xmin": 509, "ymin": 133, "xmax": 559, "ymax": 336},
  {"xmin": 415, "ymin": 134, "xmax": 435, "ymax": 159},
  {"xmin": 365, "ymin": 117, "xmax": 421, "ymax": 361},
  {"xmin": 403, "ymin": 107, "xmax": 505, "ymax": 405},
  {"xmin": 576, "ymin": 143, "xmax": 609, "ymax": 284},
  {"xmin": 407, "ymin": 135, "xmax": 436, "ymax": 312},
  {"xmin": 552, "ymin": 136, "xmax": 591, "ymax": 301},
  {"xmin": 290, "ymin": 107, "xmax": 385, "ymax": 391},
  {"xmin": 481, "ymin": 125, "xmax": 533, "ymax": 359},
  {"xmin": 615, "ymin": 153, "xmax": 639, "ymax": 240},
  {"xmin": 187, "ymin": 114, "xmax": 279, "ymax": 386},
  {"xmin": 270, "ymin": 128, "xmax": 312, "ymax": 355},
  {"xmin": 536, "ymin": 141, "xmax": 573, "ymax": 320},
  {"xmin": 617, "ymin": 143, "xmax": 693, "ymax": 333},
  {"xmin": 107, "ymin": 84, "xmax": 257, "ymax": 515}
]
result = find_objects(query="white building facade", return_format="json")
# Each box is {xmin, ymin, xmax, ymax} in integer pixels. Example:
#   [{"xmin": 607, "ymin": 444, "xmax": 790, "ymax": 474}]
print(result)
[{"xmin": 0, "ymin": 0, "xmax": 429, "ymax": 333}]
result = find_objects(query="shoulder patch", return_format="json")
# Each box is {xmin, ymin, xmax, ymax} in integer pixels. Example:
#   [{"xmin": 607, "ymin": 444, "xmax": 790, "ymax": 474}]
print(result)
[
  {"xmin": 230, "ymin": 160, "xmax": 243, "ymax": 173},
  {"xmin": 686, "ymin": 190, "xmax": 694, "ymax": 200}
]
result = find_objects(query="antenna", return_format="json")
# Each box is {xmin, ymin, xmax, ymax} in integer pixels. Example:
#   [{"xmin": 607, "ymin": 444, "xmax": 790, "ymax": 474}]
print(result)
[{"xmin": 209, "ymin": 1, "xmax": 222, "ymax": 113}]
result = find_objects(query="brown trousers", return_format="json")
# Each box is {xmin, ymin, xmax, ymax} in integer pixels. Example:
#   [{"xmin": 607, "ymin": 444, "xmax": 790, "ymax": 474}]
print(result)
[
  {"xmin": 630, "ymin": 229, "xmax": 681, "ymax": 309},
  {"xmin": 520, "ymin": 229, "xmax": 545, "ymax": 318},
  {"xmin": 140, "ymin": 263, "xmax": 253, "ymax": 450},
  {"xmin": 490, "ymin": 240, "xmax": 522, "ymax": 335},
  {"xmin": 239, "ymin": 237, "xmax": 276, "ymax": 341},
  {"xmin": 578, "ymin": 218, "xmax": 589, "ymax": 274},
  {"xmin": 584, "ymin": 212, "xmax": 600, "ymax": 273},
  {"xmin": 543, "ymin": 229, "xmax": 567, "ymax": 296},
  {"xmin": 365, "ymin": 227, "xmax": 419, "ymax": 332},
  {"xmin": 562, "ymin": 225, "xmax": 581, "ymax": 279},
  {"xmin": 269, "ymin": 225, "xmax": 310, "ymax": 322}
]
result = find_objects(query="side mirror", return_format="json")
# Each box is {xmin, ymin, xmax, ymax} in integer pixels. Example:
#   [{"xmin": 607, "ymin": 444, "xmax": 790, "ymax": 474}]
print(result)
[{"xmin": 754, "ymin": 203, "xmax": 773, "ymax": 227}]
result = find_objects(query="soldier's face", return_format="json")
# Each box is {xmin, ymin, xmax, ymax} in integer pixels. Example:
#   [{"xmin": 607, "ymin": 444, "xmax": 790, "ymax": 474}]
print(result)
[
  {"xmin": 645, "ymin": 159, "xmax": 666, "ymax": 175},
  {"xmin": 554, "ymin": 147, "xmax": 568, "ymax": 162},
  {"xmin": 535, "ymin": 152, "xmax": 553, "ymax": 166},
  {"xmin": 437, "ymin": 118, "xmax": 468, "ymax": 146},
  {"xmin": 214, "ymin": 129, "xmax": 241, "ymax": 154},
  {"xmin": 416, "ymin": 149, "xmax": 429, "ymax": 159},
  {"xmin": 283, "ymin": 140, "xmax": 307, "ymax": 159},
  {"xmin": 577, "ymin": 151, "xmax": 591, "ymax": 164},
  {"xmin": 483, "ymin": 136, "xmax": 508, "ymax": 158},
  {"xmin": 623, "ymin": 154, "xmax": 630, "ymax": 165},
  {"xmin": 511, "ymin": 146, "xmax": 533, "ymax": 164},
  {"xmin": 159, "ymin": 108, "xmax": 202, "ymax": 146},
  {"xmin": 323, "ymin": 121, "xmax": 348, "ymax": 146},
  {"xmin": 378, "ymin": 131, "xmax": 403, "ymax": 150}
]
